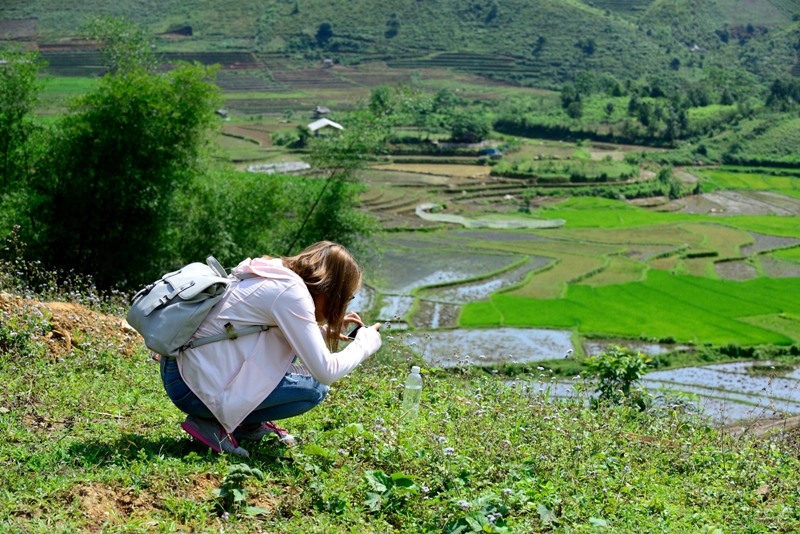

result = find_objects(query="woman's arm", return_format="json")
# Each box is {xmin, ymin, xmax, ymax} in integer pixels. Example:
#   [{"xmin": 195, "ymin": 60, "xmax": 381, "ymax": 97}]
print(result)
[{"xmin": 271, "ymin": 284, "xmax": 381, "ymax": 385}]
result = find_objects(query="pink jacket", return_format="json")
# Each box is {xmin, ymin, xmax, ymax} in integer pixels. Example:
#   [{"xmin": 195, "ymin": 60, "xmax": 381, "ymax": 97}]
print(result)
[{"xmin": 177, "ymin": 257, "xmax": 382, "ymax": 432}]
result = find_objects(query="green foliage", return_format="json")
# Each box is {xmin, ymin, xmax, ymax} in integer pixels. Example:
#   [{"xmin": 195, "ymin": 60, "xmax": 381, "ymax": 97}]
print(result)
[
  {"xmin": 1, "ymin": 19, "xmax": 385, "ymax": 288},
  {"xmin": 82, "ymin": 16, "xmax": 159, "ymax": 73},
  {"xmin": 450, "ymin": 111, "xmax": 490, "ymax": 142},
  {"xmin": 29, "ymin": 57, "xmax": 222, "ymax": 288},
  {"xmin": 1, "ymin": 285, "xmax": 799, "ymax": 532},
  {"xmin": 584, "ymin": 345, "xmax": 651, "ymax": 408},
  {"xmin": 0, "ymin": 48, "xmax": 46, "ymax": 199},
  {"xmin": 212, "ymin": 464, "xmax": 269, "ymax": 516},
  {"xmin": 363, "ymin": 470, "xmax": 418, "ymax": 512},
  {"xmin": 168, "ymin": 169, "xmax": 379, "ymax": 271}
]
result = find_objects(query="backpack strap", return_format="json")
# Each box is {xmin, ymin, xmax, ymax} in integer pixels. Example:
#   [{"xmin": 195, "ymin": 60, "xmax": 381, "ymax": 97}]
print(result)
[
  {"xmin": 177, "ymin": 269, "xmax": 272, "ymax": 353},
  {"xmin": 181, "ymin": 323, "xmax": 271, "ymax": 352},
  {"xmin": 206, "ymin": 256, "xmax": 228, "ymax": 278}
]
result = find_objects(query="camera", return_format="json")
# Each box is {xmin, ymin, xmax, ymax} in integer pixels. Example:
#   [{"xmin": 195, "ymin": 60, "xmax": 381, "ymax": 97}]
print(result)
[{"xmin": 346, "ymin": 324, "xmax": 363, "ymax": 340}]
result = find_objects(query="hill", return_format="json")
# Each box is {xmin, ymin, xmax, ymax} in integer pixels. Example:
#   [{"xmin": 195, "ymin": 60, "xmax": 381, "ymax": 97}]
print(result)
[
  {"xmin": 3, "ymin": 0, "xmax": 800, "ymax": 86},
  {"xmin": 1, "ymin": 290, "xmax": 799, "ymax": 532}
]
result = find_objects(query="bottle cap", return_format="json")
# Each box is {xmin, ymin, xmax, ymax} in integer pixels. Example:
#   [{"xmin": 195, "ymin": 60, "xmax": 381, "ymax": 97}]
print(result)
[{"xmin": 411, "ymin": 366, "xmax": 420, "ymax": 374}]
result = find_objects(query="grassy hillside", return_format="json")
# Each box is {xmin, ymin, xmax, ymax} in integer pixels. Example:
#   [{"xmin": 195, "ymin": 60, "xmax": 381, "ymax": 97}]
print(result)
[
  {"xmin": 3, "ymin": 0, "xmax": 800, "ymax": 86},
  {"xmin": 1, "ymin": 292, "xmax": 799, "ymax": 532}
]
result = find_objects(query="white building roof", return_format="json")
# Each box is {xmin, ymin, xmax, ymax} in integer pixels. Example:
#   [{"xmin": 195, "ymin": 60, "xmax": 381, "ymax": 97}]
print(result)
[{"xmin": 308, "ymin": 118, "xmax": 344, "ymax": 132}]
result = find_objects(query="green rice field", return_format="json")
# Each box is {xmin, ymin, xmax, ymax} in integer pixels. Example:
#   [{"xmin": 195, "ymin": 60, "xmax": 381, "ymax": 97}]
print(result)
[
  {"xmin": 699, "ymin": 169, "xmax": 800, "ymax": 199},
  {"xmin": 461, "ymin": 270, "xmax": 800, "ymax": 345}
]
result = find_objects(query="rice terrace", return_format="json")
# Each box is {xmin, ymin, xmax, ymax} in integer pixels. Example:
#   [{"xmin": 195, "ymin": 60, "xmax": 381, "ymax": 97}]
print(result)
[{"xmin": 4, "ymin": 1, "xmax": 800, "ymax": 532}]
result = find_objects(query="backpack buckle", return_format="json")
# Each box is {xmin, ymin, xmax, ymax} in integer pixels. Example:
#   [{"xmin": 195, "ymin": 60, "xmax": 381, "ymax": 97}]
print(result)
[{"xmin": 224, "ymin": 322, "xmax": 238, "ymax": 340}]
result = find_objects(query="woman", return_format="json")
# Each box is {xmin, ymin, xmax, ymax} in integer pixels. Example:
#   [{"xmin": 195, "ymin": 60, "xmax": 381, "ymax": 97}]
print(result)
[{"xmin": 160, "ymin": 241, "xmax": 382, "ymax": 457}]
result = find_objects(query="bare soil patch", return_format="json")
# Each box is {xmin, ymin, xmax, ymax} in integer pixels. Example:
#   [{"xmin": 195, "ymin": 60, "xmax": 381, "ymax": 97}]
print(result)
[
  {"xmin": 674, "ymin": 170, "xmax": 699, "ymax": 184},
  {"xmin": 72, "ymin": 484, "xmax": 161, "ymax": 531},
  {"xmin": 222, "ymin": 124, "xmax": 274, "ymax": 146},
  {"xmin": 0, "ymin": 294, "xmax": 141, "ymax": 360},
  {"xmin": 0, "ymin": 19, "xmax": 37, "ymax": 39},
  {"xmin": 374, "ymin": 163, "xmax": 491, "ymax": 177}
]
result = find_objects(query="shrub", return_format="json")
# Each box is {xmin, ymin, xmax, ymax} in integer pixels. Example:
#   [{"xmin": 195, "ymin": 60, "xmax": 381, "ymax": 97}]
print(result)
[{"xmin": 584, "ymin": 345, "xmax": 651, "ymax": 409}]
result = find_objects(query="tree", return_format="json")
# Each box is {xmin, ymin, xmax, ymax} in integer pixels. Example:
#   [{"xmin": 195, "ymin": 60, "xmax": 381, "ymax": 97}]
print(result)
[
  {"xmin": 432, "ymin": 89, "xmax": 459, "ymax": 112},
  {"xmin": 0, "ymin": 48, "xmax": 46, "ymax": 192},
  {"xmin": 566, "ymin": 100, "xmax": 583, "ymax": 120},
  {"xmin": 385, "ymin": 15, "xmax": 400, "ymax": 39},
  {"xmin": 575, "ymin": 71, "xmax": 597, "ymax": 96},
  {"xmin": 604, "ymin": 102, "xmax": 615, "ymax": 119},
  {"xmin": 450, "ymin": 112, "xmax": 490, "ymax": 142},
  {"xmin": 294, "ymin": 124, "xmax": 313, "ymax": 147},
  {"xmin": 627, "ymin": 94, "xmax": 642, "ymax": 116},
  {"xmin": 82, "ymin": 17, "xmax": 158, "ymax": 74},
  {"xmin": 720, "ymin": 88, "xmax": 735, "ymax": 105},
  {"xmin": 316, "ymin": 23, "xmax": 333, "ymax": 47},
  {"xmin": 560, "ymin": 84, "xmax": 579, "ymax": 109},
  {"xmin": 29, "ymin": 19, "xmax": 223, "ymax": 288}
]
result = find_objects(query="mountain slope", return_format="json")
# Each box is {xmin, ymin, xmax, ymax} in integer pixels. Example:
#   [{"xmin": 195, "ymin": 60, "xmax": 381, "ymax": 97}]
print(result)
[{"xmin": 2, "ymin": 0, "xmax": 800, "ymax": 85}]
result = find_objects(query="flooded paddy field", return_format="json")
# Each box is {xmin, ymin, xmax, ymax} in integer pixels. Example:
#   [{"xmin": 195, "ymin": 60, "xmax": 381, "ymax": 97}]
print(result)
[
  {"xmin": 517, "ymin": 378, "xmax": 770, "ymax": 423},
  {"xmin": 411, "ymin": 301, "xmax": 461, "ymax": 328},
  {"xmin": 375, "ymin": 295, "xmax": 416, "ymax": 323},
  {"xmin": 741, "ymin": 231, "xmax": 800, "ymax": 255},
  {"xmin": 583, "ymin": 340, "xmax": 688, "ymax": 356},
  {"xmin": 759, "ymin": 256, "xmax": 800, "ymax": 278},
  {"xmin": 368, "ymin": 248, "xmax": 521, "ymax": 295},
  {"xmin": 403, "ymin": 327, "xmax": 574, "ymax": 367},
  {"xmin": 643, "ymin": 365, "xmax": 800, "ymax": 406},
  {"xmin": 354, "ymin": 175, "xmax": 800, "ymax": 425},
  {"xmin": 684, "ymin": 191, "xmax": 800, "ymax": 216},
  {"xmin": 418, "ymin": 256, "xmax": 552, "ymax": 304},
  {"xmin": 715, "ymin": 260, "xmax": 758, "ymax": 281}
]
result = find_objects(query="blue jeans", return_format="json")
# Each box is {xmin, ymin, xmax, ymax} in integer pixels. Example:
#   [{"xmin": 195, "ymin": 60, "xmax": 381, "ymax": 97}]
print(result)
[{"xmin": 160, "ymin": 356, "xmax": 329, "ymax": 425}]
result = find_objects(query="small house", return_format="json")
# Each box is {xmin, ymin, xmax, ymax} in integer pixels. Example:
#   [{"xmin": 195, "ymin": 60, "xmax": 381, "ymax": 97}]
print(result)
[
  {"xmin": 308, "ymin": 118, "xmax": 344, "ymax": 137},
  {"xmin": 313, "ymin": 105, "xmax": 331, "ymax": 118}
]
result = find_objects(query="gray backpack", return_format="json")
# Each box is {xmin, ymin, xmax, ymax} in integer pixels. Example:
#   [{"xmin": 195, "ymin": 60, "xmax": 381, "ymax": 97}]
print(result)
[{"xmin": 127, "ymin": 257, "xmax": 269, "ymax": 357}]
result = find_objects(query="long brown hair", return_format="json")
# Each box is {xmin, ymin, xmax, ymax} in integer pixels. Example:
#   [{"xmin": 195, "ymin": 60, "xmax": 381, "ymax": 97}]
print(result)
[{"xmin": 281, "ymin": 241, "xmax": 362, "ymax": 351}]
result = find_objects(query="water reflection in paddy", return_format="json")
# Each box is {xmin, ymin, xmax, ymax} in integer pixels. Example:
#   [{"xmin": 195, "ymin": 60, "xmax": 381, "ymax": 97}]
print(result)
[
  {"xmin": 418, "ymin": 256, "xmax": 552, "ymax": 304},
  {"xmin": 403, "ymin": 327, "xmax": 574, "ymax": 367},
  {"xmin": 370, "ymin": 249, "xmax": 520, "ymax": 295}
]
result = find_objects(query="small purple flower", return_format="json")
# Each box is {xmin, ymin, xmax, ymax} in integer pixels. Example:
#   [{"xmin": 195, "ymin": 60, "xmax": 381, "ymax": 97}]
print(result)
[
  {"xmin": 443, "ymin": 447, "xmax": 455, "ymax": 456},
  {"xmin": 458, "ymin": 500, "xmax": 470, "ymax": 509},
  {"xmin": 435, "ymin": 436, "xmax": 447, "ymax": 443},
  {"xmin": 502, "ymin": 488, "xmax": 513, "ymax": 496},
  {"xmin": 221, "ymin": 512, "xmax": 230, "ymax": 521}
]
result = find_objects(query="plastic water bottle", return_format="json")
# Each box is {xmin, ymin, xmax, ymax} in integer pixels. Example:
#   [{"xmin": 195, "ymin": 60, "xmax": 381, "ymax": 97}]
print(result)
[{"xmin": 401, "ymin": 366, "xmax": 423, "ymax": 418}]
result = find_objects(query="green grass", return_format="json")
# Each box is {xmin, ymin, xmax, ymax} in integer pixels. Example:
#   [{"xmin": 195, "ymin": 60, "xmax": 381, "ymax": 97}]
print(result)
[
  {"xmin": 41, "ymin": 76, "xmax": 98, "ymax": 96},
  {"xmin": 462, "ymin": 269, "xmax": 800, "ymax": 345},
  {"xmin": 2, "ymin": 294, "xmax": 800, "ymax": 533},
  {"xmin": 535, "ymin": 197, "xmax": 800, "ymax": 238},
  {"xmin": 774, "ymin": 247, "xmax": 800, "ymax": 263},
  {"xmin": 699, "ymin": 169, "xmax": 800, "ymax": 193}
]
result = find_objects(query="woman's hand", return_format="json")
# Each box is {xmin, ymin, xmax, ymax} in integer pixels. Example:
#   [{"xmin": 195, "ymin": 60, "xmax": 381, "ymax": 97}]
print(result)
[
  {"xmin": 339, "ymin": 312, "xmax": 365, "ymax": 341},
  {"xmin": 343, "ymin": 311, "xmax": 364, "ymax": 327}
]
